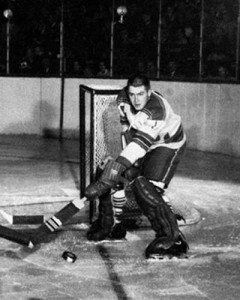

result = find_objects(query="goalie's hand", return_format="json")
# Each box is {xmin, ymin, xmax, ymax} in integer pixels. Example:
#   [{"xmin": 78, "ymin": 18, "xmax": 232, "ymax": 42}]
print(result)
[
  {"xmin": 85, "ymin": 159, "xmax": 126, "ymax": 199},
  {"xmin": 85, "ymin": 180, "xmax": 113, "ymax": 199},
  {"xmin": 99, "ymin": 155, "xmax": 113, "ymax": 171}
]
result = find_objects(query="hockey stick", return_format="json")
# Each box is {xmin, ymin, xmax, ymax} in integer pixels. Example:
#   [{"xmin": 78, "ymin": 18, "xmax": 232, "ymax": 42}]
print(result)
[
  {"xmin": 0, "ymin": 209, "xmax": 44, "ymax": 225},
  {"xmin": 34, "ymin": 160, "xmax": 114, "ymax": 243},
  {"xmin": 0, "ymin": 224, "xmax": 34, "ymax": 248},
  {"xmin": 35, "ymin": 197, "xmax": 88, "ymax": 239}
]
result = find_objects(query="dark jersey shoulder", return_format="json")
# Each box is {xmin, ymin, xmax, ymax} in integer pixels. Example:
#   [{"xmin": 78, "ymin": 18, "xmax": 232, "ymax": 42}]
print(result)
[{"xmin": 142, "ymin": 91, "xmax": 166, "ymax": 120}]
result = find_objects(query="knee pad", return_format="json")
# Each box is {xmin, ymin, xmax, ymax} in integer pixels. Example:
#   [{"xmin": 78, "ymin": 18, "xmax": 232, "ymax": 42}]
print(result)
[{"xmin": 130, "ymin": 176, "xmax": 164, "ymax": 209}]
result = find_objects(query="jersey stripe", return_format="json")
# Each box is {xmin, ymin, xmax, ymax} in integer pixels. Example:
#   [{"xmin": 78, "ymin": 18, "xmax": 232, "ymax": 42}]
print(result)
[{"xmin": 133, "ymin": 131, "xmax": 155, "ymax": 151}]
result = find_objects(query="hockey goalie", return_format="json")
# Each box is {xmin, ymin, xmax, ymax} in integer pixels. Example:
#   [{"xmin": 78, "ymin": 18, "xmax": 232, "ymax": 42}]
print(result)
[{"xmin": 85, "ymin": 73, "xmax": 189, "ymax": 259}]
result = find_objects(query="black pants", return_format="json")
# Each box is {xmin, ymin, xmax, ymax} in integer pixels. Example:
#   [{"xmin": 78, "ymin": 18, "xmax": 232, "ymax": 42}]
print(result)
[{"xmin": 125, "ymin": 142, "xmax": 186, "ymax": 189}]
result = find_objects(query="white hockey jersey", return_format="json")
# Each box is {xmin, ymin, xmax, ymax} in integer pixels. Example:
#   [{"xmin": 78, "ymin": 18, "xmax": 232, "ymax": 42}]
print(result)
[{"xmin": 116, "ymin": 88, "xmax": 186, "ymax": 166}]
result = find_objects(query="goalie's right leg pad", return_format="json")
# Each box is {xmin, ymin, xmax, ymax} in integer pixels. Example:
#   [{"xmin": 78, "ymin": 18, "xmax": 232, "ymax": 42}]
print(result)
[
  {"xmin": 87, "ymin": 191, "xmax": 114, "ymax": 241},
  {"xmin": 87, "ymin": 190, "xmax": 126, "ymax": 241},
  {"xmin": 109, "ymin": 223, "xmax": 127, "ymax": 239}
]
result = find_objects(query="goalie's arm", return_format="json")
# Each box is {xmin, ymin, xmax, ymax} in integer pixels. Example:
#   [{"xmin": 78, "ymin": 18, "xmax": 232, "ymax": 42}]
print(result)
[{"xmin": 119, "ymin": 130, "xmax": 155, "ymax": 166}]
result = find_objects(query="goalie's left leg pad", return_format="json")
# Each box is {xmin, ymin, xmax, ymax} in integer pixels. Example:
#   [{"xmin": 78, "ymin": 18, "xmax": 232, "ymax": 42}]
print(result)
[
  {"xmin": 145, "ymin": 232, "xmax": 189, "ymax": 259},
  {"xmin": 130, "ymin": 176, "xmax": 180, "ymax": 240},
  {"xmin": 130, "ymin": 176, "xmax": 189, "ymax": 258}
]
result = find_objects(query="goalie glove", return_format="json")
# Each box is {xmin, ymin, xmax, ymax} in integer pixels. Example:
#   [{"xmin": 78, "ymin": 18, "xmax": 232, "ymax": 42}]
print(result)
[{"xmin": 85, "ymin": 159, "xmax": 127, "ymax": 199}]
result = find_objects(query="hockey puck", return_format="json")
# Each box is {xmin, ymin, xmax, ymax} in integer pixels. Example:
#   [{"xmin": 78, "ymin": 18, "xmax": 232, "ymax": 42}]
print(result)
[{"xmin": 62, "ymin": 251, "xmax": 77, "ymax": 263}]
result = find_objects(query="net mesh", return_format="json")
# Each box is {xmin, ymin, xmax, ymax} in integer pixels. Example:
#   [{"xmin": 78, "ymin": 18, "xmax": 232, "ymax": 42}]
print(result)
[{"xmin": 93, "ymin": 94, "xmax": 122, "ymax": 173}]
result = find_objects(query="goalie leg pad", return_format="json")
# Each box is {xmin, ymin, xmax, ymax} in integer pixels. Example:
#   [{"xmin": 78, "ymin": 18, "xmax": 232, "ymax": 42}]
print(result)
[
  {"xmin": 130, "ymin": 176, "xmax": 179, "ymax": 241},
  {"xmin": 87, "ymin": 191, "xmax": 114, "ymax": 241},
  {"xmin": 130, "ymin": 176, "xmax": 189, "ymax": 258},
  {"xmin": 145, "ymin": 231, "xmax": 189, "ymax": 259},
  {"xmin": 87, "ymin": 190, "xmax": 127, "ymax": 241}
]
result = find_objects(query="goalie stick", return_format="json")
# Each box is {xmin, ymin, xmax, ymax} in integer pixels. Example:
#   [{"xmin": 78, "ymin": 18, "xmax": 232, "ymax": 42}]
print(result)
[
  {"xmin": 0, "ymin": 209, "xmax": 44, "ymax": 225},
  {"xmin": 0, "ymin": 197, "xmax": 87, "ymax": 247},
  {"xmin": 0, "ymin": 224, "xmax": 34, "ymax": 248},
  {"xmin": 35, "ymin": 160, "xmax": 114, "ymax": 243},
  {"xmin": 35, "ymin": 197, "xmax": 88, "ymax": 238}
]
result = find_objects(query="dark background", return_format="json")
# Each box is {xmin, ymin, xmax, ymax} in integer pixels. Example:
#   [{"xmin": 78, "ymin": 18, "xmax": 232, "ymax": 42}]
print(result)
[{"xmin": 0, "ymin": 0, "xmax": 239, "ymax": 81}]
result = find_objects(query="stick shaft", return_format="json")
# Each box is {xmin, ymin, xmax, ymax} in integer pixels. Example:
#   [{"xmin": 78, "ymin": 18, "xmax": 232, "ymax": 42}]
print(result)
[
  {"xmin": 13, "ymin": 215, "xmax": 44, "ymax": 224},
  {"xmin": 38, "ymin": 197, "xmax": 87, "ymax": 233},
  {"xmin": 0, "ymin": 225, "xmax": 34, "ymax": 248},
  {"xmin": 0, "ymin": 209, "xmax": 44, "ymax": 224}
]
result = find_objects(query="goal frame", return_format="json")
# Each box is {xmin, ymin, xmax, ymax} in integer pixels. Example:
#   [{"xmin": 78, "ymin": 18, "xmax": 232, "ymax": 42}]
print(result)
[{"xmin": 79, "ymin": 84, "xmax": 122, "ymax": 222}]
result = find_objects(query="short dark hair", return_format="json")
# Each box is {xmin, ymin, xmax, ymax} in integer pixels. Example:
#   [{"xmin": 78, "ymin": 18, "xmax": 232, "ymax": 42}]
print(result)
[{"xmin": 127, "ymin": 73, "xmax": 150, "ymax": 90}]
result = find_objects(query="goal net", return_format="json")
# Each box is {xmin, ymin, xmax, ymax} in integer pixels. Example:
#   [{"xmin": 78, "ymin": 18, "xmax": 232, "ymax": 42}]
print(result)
[{"xmin": 79, "ymin": 84, "xmax": 122, "ymax": 200}]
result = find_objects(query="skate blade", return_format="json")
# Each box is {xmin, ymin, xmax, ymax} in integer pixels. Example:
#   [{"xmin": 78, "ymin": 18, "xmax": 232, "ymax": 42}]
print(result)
[
  {"xmin": 147, "ymin": 253, "xmax": 188, "ymax": 261},
  {"xmin": 87, "ymin": 238, "xmax": 127, "ymax": 244}
]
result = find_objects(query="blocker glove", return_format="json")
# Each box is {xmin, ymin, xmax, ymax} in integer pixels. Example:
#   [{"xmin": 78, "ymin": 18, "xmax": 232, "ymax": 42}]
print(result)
[{"xmin": 85, "ymin": 159, "xmax": 127, "ymax": 199}]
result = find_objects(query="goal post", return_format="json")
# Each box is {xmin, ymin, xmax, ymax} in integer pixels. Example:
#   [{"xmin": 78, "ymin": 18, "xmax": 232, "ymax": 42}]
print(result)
[{"xmin": 79, "ymin": 84, "xmax": 122, "ymax": 222}]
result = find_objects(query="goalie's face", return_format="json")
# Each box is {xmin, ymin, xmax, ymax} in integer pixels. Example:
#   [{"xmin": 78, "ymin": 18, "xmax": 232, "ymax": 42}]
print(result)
[{"xmin": 128, "ymin": 85, "xmax": 151, "ymax": 111}]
